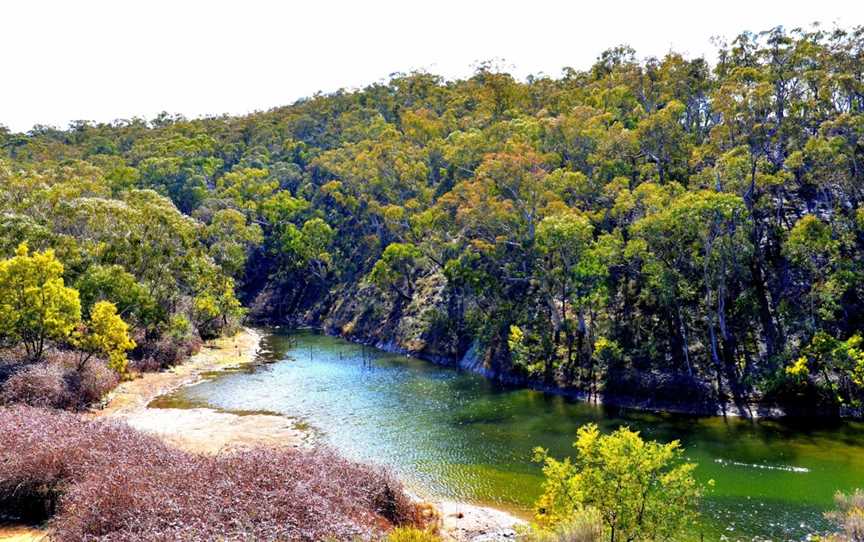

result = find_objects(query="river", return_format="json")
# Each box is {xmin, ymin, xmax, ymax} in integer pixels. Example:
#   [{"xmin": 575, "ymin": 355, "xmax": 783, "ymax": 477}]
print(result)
[{"xmin": 150, "ymin": 330, "xmax": 864, "ymax": 541}]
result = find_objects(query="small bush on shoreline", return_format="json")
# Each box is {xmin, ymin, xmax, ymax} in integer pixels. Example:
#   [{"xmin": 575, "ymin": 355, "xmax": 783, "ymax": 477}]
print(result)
[
  {"xmin": 0, "ymin": 362, "xmax": 70, "ymax": 409},
  {"xmin": 532, "ymin": 424, "xmax": 706, "ymax": 542},
  {"xmin": 131, "ymin": 334, "xmax": 203, "ymax": 372},
  {"xmin": 0, "ymin": 406, "xmax": 422, "ymax": 541}
]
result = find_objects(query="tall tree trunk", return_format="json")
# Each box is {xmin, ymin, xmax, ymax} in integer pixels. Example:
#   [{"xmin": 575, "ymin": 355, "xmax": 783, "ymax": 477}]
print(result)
[
  {"xmin": 750, "ymin": 257, "xmax": 781, "ymax": 360},
  {"xmin": 674, "ymin": 304, "xmax": 693, "ymax": 376},
  {"xmin": 708, "ymin": 322, "xmax": 727, "ymax": 416}
]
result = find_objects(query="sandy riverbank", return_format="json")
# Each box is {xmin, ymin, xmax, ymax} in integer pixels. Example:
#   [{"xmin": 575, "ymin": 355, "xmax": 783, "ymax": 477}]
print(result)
[
  {"xmin": 0, "ymin": 526, "xmax": 44, "ymax": 542},
  {"xmin": 96, "ymin": 328, "xmax": 265, "ymax": 418},
  {"xmin": 93, "ymin": 327, "xmax": 307, "ymax": 454},
  {"xmin": 2, "ymin": 327, "xmax": 523, "ymax": 541}
]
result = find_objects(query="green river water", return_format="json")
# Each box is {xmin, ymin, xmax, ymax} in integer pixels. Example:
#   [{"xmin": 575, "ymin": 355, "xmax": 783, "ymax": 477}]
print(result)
[{"xmin": 151, "ymin": 330, "xmax": 864, "ymax": 541}]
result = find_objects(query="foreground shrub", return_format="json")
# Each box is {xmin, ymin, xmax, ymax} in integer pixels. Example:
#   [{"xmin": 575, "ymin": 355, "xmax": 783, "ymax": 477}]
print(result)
[
  {"xmin": 0, "ymin": 357, "xmax": 117, "ymax": 410},
  {"xmin": 533, "ymin": 424, "xmax": 706, "ymax": 542},
  {"xmin": 0, "ymin": 362, "xmax": 73, "ymax": 409},
  {"xmin": 75, "ymin": 358, "xmax": 120, "ymax": 405},
  {"xmin": 823, "ymin": 489, "xmax": 864, "ymax": 542},
  {"xmin": 0, "ymin": 406, "xmax": 420, "ymax": 541}
]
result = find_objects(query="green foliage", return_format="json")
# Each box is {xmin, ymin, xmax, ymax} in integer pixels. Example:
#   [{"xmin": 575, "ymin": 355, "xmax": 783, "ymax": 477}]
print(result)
[
  {"xmin": 215, "ymin": 168, "xmax": 278, "ymax": 214},
  {"xmin": 786, "ymin": 215, "xmax": 836, "ymax": 268},
  {"xmin": 533, "ymin": 424, "xmax": 705, "ymax": 542},
  {"xmin": 591, "ymin": 338, "xmax": 622, "ymax": 367},
  {"xmin": 786, "ymin": 332, "xmax": 864, "ymax": 406},
  {"xmin": 203, "ymin": 208, "xmax": 263, "ymax": 278},
  {"xmin": 370, "ymin": 243, "xmax": 423, "ymax": 298},
  {"xmin": 261, "ymin": 191, "xmax": 310, "ymax": 225},
  {"xmin": 300, "ymin": 218, "xmax": 336, "ymax": 264},
  {"xmin": 167, "ymin": 314, "xmax": 194, "ymax": 341},
  {"xmin": 191, "ymin": 271, "xmax": 244, "ymax": 339},
  {"xmin": 508, "ymin": 325, "xmax": 528, "ymax": 364},
  {"xmin": 270, "ymin": 217, "xmax": 335, "ymax": 281},
  {"xmin": 784, "ymin": 215, "xmax": 850, "ymax": 326},
  {"xmin": 75, "ymin": 264, "xmax": 156, "ymax": 325}
]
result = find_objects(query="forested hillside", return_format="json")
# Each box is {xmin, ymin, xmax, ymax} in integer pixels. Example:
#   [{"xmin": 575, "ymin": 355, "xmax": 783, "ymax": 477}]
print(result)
[{"xmin": 3, "ymin": 26, "xmax": 864, "ymax": 414}]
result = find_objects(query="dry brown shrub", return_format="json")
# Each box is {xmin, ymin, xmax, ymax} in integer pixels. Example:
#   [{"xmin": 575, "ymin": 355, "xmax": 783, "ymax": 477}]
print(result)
[
  {"xmin": 0, "ymin": 355, "xmax": 118, "ymax": 411},
  {"xmin": 0, "ymin": 363, "xmax": 74, "ymax": 409},
  {"xmin": 0, "ymin": 406, "xmax": 421, "ymax": 541},
  {"xmin": 76, "ymin": 358, "xmax": 119, "ymax": 405}
]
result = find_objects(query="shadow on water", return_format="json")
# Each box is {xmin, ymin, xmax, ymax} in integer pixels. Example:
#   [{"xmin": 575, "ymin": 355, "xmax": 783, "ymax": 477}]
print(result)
[{"xmin": 151, "ymin": 329, "xmax": 864, "ymax": 541}]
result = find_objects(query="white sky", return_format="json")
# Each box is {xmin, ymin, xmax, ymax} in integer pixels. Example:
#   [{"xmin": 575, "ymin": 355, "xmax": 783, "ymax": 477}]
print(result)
[{"xmin": 2, "ymin": 0, "xmax": 862, "ymax": 133}]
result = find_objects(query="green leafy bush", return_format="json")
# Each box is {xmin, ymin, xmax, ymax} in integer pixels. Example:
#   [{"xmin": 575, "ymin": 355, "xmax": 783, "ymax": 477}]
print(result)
[{"xmin": 533, "ymin": 424, "xmax": 706, "ymax": 541}]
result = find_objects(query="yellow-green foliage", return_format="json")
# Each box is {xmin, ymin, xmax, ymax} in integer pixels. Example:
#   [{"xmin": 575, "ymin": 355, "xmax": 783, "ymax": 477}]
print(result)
[
  {"xmin": 74, "ymin": 300, "xmax": 137, "ymax": 374},
  {"xmin": 788, "ymin": 332, "xmax": 864, "ymax": 404},
  {"xmin": 369, "ymin": 242, "xmax": 422, "ymax": 296},
  {"xmin": 0, "ymin": 243, "xmax": 136, "ymax": 371},
  {"xmin": 385, "ymin": 527, "xmax": 441, "ymax": 542},
  {"xmin": 0, "ymin": 243, "xmax": 81, "ymax": 361},
  {"xmin": 533, "ymin": 424, "xmax": 706, "ymax": 542},
  {"xmin": 824, "ymin": 489, "xmax": 864, "ymax": 542}
]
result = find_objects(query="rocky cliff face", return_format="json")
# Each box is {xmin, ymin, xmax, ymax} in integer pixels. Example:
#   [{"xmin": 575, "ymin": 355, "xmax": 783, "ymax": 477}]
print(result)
[{"xmin": 305, "ymin": 272, "xmax": 466, "ymax": 366}]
